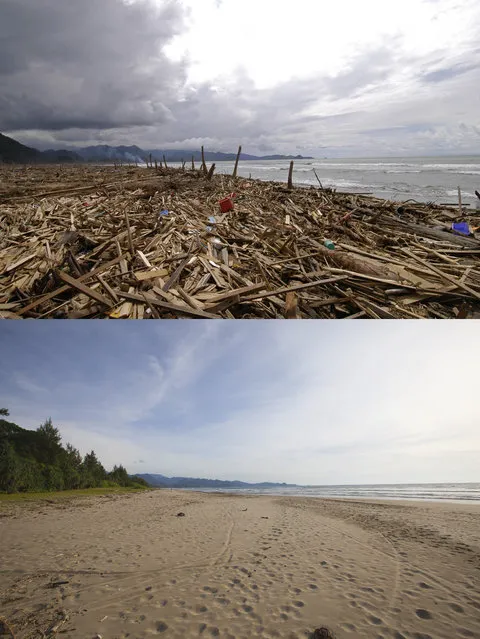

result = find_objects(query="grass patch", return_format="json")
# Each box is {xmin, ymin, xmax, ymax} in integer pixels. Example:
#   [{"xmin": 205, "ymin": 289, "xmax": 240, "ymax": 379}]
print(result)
[{"xmin": 0, "ymin": 486, "xmax": 150, "ymax": 503}]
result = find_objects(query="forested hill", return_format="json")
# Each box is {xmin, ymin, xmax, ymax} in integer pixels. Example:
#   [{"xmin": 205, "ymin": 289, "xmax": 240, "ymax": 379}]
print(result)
[
  {"xmin": 0, "ymin": 408, "xmax": 147, "ymax": 493},
  {"xmin": 138, "ymin": 473, "xmax": 297, "ymax": 489}
]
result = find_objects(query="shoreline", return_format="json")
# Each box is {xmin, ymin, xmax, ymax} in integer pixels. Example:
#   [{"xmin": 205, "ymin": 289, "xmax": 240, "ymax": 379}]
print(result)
[
  {"xmin": 2, "ymin": 490, "xmax": 479, "ymax": 638},
  {"xmin": 175, "ymin": 489, "xmax": 480, "ymax": 505}
]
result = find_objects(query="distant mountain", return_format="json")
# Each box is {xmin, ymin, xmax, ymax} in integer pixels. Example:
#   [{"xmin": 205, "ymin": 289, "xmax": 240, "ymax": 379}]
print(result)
[
  {"xmin": 137, "ymin": 473, "xmax": 297, "ymax": 489},
  {"xmin": 69, "ymin": 146, "xmax": 313, "ymax": 163},
  {"xmin": 74, "ymin": 144, "xmax": 146, "ymax": 164},
  {"xmin": 41, "ymin": 149, "xmax": 83, "ymax": 163},
  {"xmin": 0, "ymin": 133, "xmax": 82, "ymax": 164},
  {"xmin": 147, "ymin": 150, "xmax": 313, "ymax": 162},
  {"xmin": 0, "ymin": 132, "xmax": 41, "ymax": 163},
  {"xmin": 0, "ymin": 133, "xmax": 313, "ymax": 165}
]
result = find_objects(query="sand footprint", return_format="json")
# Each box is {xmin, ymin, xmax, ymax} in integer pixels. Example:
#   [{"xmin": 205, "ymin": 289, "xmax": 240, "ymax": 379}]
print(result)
[
  {"xmin": 449, "ymin": 603, "xmax": 464, "ymax": 613},
  {"xmin": 415, "ymin": 609, "xmax": 433, "ymax": 620}
]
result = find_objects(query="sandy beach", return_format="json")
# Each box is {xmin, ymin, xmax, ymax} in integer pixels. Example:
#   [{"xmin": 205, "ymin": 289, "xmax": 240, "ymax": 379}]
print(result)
[{"xmin": 1, "ymin": 490, "xmax": 479, "ymax": 638}]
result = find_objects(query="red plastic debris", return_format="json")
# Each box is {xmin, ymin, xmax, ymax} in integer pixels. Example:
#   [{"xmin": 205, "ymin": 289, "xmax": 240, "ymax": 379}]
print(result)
[{"xmin": 219, "ymin": 193, "xmax": 236, "ymax": 213}]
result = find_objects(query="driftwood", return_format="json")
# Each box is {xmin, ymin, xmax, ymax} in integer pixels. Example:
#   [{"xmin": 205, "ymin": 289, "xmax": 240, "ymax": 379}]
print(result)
[
  {"xmin": 1, "ymin": 163, "xmax": 480, "ymax": 319},
  {"xmin": 288, "ymin": 161, "xmax": 294, "ymax": 190},
  {"xmin": 233, "ymin": 145, "xmax": 242, "ymax": 179}
]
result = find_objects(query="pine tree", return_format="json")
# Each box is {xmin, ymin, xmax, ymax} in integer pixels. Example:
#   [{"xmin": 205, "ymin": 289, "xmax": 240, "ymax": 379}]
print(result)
[
  {"xmin": 110, "ymin": 464, "xmax": 129, "ymax": 487},
  {"xmin": 82, "ymin": 450, "xmax": 107, "ymax": 487},
  {"xmin": 59, "ymin": 443, "xmax": 83, "ymax": 489},
  {"xmin": 36, "ymin": 418, "xmax": 62, "ymax": 465}
]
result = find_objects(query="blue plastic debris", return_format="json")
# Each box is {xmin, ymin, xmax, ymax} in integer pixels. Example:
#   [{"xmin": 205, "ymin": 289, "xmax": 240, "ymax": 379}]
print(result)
[
  {"xmin": 451, "ymin": 222, "xmax": 470, "ymax": 236},
  {"xmin": 159, "ymin": 210, "xmax": 169, "ymax": 216},
  {"xmin": 208, "ymin": 216, "xmax": 216, "ymax": 224},
  {"xmin": 324, "ymin": 240, "xmax": 335, "ymax": 250},
  {"xmin": 206, "ymin": 226, "xmax": 213, "ymax": 232}
]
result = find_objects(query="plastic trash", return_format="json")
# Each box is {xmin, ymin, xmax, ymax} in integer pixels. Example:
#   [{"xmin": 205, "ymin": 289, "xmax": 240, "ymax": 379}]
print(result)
[
  {"xmin": 219, "ymin": 193, "xmax": 236, "ymax": 213},
  {"xmin": 451, "ymin": 222, "xmax": 470, "ymax": 236},
  {"xmin": 220, "ymin": 198, "xmax": 234, "ymax": 213},
  {"xmin": 159, "ymin": 210, "xmax": 169, "ymax": 216},
  {"xmin": 324, "ymin": 240, "xmax": 335, "ymax": 250},
  {"xmin": 208, "ymin": 216, "xmax": 216, "ymax": 224},
  {"xmin": 206, "ymin": 226, "xmax": 213, "ymax": 232}
]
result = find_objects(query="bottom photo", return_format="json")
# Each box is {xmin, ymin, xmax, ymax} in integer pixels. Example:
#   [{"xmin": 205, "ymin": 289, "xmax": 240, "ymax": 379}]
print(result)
[{"xmin": 0, "ymin": 322, "xmax": 479, "ymax": 639}]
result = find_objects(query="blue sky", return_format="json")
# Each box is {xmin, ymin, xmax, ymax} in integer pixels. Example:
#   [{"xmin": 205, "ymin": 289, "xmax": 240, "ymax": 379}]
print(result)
[{"xmin": 1, "ymin": 322, "xmax": 478, "ymax": 485}]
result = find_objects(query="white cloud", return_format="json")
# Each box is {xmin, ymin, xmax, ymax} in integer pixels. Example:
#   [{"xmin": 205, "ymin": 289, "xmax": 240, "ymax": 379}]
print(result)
[{"xmin": 164, "ymin": 0, "xmax": 479, "ymax": 88}]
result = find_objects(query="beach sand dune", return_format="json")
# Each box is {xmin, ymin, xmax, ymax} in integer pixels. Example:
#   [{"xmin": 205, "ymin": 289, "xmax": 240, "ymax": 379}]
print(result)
[{"xmin": 1, "ymin": 491, "xmax": 479, "ymax": 638}]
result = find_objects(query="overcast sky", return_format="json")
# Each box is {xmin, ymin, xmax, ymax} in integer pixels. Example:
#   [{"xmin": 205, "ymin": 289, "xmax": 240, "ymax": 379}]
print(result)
[
  {"xmin": 1, "ymin": 322, "xmax": 478, "ymax": 485},
  {"xmin": 1, "ymin": 0, "xmax": 479, "ymax": 156}
]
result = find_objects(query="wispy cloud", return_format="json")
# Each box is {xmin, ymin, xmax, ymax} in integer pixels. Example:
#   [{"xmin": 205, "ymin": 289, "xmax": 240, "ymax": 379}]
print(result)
[{"xmin": 14, "ymin": 372, "xmax": 48, "ymax": 395}]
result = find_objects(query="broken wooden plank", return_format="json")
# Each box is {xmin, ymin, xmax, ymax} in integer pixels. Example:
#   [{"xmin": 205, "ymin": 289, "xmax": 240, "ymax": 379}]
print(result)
[
  {"xmin": 113, "ymin": 289, "xmax": 219, "ymax": 319},
  {"xmin": 56, "ymin": 270, "xmax": 112, "ymax": 307},
  {"xmin": 134, "ymin": 268, "xmax": 170, "ymax": 282}
]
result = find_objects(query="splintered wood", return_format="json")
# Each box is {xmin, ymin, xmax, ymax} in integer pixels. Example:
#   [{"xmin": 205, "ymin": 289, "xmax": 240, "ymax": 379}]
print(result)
[{"xmin": 1, "ymin": 164, "xmax": 480, "ymax": 319}]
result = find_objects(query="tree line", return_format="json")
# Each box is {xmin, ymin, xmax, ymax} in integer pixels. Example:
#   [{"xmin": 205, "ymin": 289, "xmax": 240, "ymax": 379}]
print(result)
[{"xmin": 0, "ymin": 408, "xmax": 148, "ymax": 493}]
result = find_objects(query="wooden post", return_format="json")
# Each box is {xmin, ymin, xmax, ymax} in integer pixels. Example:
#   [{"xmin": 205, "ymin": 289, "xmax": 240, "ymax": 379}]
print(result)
[
  {"xmin": 154, "ymin": 159, "xmax": 158, "ymax": 170},
  {"xmin": 287, "ymin": 161, "xmax": 294, "ymax": 190},
  {"xmin": 201, "ymin": 146, "xmax": 207, "ymax": 174},
  {"xmin": 163, "ymin": 155, "xmax": 168, "ymax": 169},
  {"xmin": 458, "ymin": 186, "xmax": 463, "ymax": 217},
  {"xmin": 182, "ymin": 159, "xmax": 186, "ymax": 171},
  {"xmin": 207, "ymin": 163, "xmax": 216, "ymax": 180},
  {"xmin": 149, "ymin": 153, "xmax": 152, "ymax": 168},
  {"xmin": 313, "ymin": 168, "xmax": 323, "ymax": 189},
  {"xmin": 233, "ymin": 145, "xmax": 242, "ymax": 178},
  {"xmin": 191, "ymin": 156, "xmax": 195, "ymax": 171}
]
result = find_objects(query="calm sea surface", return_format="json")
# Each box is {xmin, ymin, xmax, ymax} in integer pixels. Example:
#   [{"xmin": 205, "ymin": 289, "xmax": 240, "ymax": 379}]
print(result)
[
  {"xmin": 186, "ymin": 483, "xmax": 480, "ymax": 503},
  {"xmin": 170, "ymin": 156, "xmax": 480, "ymax": 205}
]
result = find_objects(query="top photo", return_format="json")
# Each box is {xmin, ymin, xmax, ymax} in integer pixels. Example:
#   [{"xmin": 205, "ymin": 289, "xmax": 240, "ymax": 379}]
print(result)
[{"xmin": 1, "ymin": 0, "xmax": 479, "ymax": 319}]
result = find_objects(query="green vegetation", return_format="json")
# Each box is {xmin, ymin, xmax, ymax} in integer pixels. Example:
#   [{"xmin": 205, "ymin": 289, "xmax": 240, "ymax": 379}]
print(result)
[
  {"xmin": 0, "ymin": 486, "xmax": 146, "ymax": 502},
  {"xmin": 0, "ymin": 408, "xmax": 149, "ymax": 494}
]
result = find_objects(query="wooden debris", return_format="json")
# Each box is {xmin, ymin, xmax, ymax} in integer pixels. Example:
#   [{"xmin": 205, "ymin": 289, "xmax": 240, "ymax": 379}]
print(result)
[{"xmin": 1, "ymin": 163, "xmax": 480, "ymax": 318}]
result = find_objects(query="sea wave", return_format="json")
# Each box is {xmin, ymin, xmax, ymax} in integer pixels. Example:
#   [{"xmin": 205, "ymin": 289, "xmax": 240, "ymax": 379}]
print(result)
[
  {"xmin": 188, "ymin": 483, "xmax": 480, "ymax": 503},
  {"xmin": 385, "ymin": 169, "xmax": 422, "ymax": 174},
  {"xmin": 446, "ymin": 189, "xmax": 477, "ymax": 199}
]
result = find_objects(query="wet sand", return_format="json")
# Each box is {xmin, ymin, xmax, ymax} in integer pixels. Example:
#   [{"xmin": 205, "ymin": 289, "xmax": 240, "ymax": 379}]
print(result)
[{"xmin": 1, "ymin": 491, "xmax": 479, "ymax": 638}]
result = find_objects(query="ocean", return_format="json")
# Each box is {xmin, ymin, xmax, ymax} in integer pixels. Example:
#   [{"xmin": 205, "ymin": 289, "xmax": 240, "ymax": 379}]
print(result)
[
  {"xmin": 170, "ymin": 156, "xmax": 480, "ymax": 206},
  {"xmin": 186, "ymin": 483, "xmax": 480, "ymax": 504}
]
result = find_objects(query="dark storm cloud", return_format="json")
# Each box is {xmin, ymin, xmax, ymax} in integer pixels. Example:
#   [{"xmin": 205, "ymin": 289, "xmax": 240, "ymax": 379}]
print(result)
[
  {"xmin": 0, "ymin": 0, "xmax": 401, "ymax": 148},
  {"xmin": 2, "ymin": 0, "xmax": 479, "ymax": 156},
  {"xmin": 0, "ymin": 0, "xmax": 188, "ymax": 131}
]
